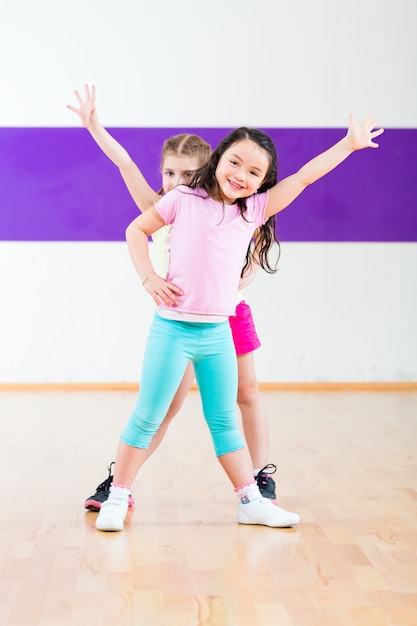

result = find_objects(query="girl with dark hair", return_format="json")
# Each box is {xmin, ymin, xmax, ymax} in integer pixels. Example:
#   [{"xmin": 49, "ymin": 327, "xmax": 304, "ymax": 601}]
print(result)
[
  {"xmin": 70, "ymin": 87, "xmax": 383, "ymax": 532},
  {"xmin": 69, "ymin": 86, "xmax": 283, "ymax": 513}
]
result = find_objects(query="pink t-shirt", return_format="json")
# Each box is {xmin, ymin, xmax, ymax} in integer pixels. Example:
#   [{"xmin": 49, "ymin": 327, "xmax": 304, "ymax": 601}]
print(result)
[{"xmin": 154, "ymin": 186, "xmax": 268, "ymax": 317}]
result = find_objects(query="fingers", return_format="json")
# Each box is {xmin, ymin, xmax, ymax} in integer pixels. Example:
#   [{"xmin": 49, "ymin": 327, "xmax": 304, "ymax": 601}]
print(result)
[
  {"xmin": 74, "ymin": 89, "xmax": 83, "ymax": 105},
  {"xmin": 367, "ymin": 118, "xmax": 384, "ymax": 147},
  {"xmin": 364, "ymin": 113, "xmax": 374, "ymax": 126},
  {"xmin": 69, "ymin": 85, "xmax": 94, "ymax": 107},
  {"xmin": 349, "ymin": 114, "xmax": 384, "ymax": 149},
  {"xmin": 367, "ymin": 116, "xmax": 379, "ymax": 131},
  {"xmin": 153, "ymin": 292, "xmax": 178, "ymax": 307},
  {"xmin": 372, "ymin": 127, "xmax": 385, "ymax": 138},
  {"xmin": 363, "ymin": 114, "xmax": 384, "ymax": 133},
  {"xmin": 67, "ymin": 83, "xmax": 98, "ymax": 120},
  {"xmin": 353, "ymin": 114, "xmax": 378, "ymax": 130},
  {"xmin": 166, "ymin": 282, "xmax": 184, "ymax": 296},
  {"xmin": 369, "ymin": 127, "xmax": 384, "ymax": 148},
  {"xmin": 144, "ymin": 276, "xmax": 183, "ymax": 307},
  {"xmin": 152, "ymin": 288, "xmax": 180, "ymax": 307},
  {"xmin": 84, "ymin": 84, "xmax": 95, "ymax": 103}
]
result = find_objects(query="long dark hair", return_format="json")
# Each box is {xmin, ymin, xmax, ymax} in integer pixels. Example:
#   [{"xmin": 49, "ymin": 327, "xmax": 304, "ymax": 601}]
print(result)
[{"xmin": 189, "ymin": 127, "xmax": 280, "ymax": 276}]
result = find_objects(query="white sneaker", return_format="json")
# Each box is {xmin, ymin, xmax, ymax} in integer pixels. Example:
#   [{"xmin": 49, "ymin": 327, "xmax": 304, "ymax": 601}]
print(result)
[
  {"xmin": 96, "ymin": 498, "xmax": 128, "ymax": 532},
  {"xmin": 237, "ymin": 497, "xmax": 300, "ymax": 527}
]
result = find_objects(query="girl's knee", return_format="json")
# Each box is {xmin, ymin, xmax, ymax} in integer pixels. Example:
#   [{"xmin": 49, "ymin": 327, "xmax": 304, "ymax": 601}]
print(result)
[
  {"xmin": 237, "ymin": 378, "xmax": 260, "ymax": 407},
  {"xmin": 121, "ymin": 410, "xmax": 156, "ymax": 448}
]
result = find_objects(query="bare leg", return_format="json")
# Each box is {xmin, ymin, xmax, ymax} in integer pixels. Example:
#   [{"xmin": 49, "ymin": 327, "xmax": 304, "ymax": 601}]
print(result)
[
  {"xmin": 112, "ymin": 414, "xmax": 255, "ymax": 490},
  {"xmin": 236, "ymin": 351, "xmax": 269, "ymax": 469},
  {"xmin": 217, "ymin": 447, "xmax": 255, "ymax": 487},
  {"xmin": 107, "ymin": 436, "xmax": 300, "ymax": 531}
]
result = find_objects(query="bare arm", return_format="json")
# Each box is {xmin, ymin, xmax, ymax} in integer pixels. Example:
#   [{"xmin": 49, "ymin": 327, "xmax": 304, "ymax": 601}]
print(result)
[
  {"xmin": 67, "ymin": 84, "xmax": 158, "ymax": 210},
  {"xmin": 125, "ymin": 208, "xmax": 183, "ymax": 307},
  {"xmin": 265, "ymin": 114, "xmax": 384, "ymax": 219}
]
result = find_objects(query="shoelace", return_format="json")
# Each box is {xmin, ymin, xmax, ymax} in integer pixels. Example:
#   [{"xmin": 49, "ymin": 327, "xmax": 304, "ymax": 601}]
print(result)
[
  {"xmin": 95, "ymin": 461, "xmax": 115, "ymax": 492},
  {"xmin": 256, "ymin": 463, "xmax": 277, "ymax": 486}
]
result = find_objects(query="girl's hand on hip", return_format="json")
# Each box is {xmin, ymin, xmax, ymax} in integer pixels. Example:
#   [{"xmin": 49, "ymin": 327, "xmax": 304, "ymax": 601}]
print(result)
[{"xmin": 144, "ymin": 274, "xmax": 183, "ymax": 307}]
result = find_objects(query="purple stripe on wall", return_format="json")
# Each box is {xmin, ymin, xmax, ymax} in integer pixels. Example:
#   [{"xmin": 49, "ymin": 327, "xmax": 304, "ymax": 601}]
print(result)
[{"xmin": 0, "ymin": 127, "xmax": 416, "ymax": 242}]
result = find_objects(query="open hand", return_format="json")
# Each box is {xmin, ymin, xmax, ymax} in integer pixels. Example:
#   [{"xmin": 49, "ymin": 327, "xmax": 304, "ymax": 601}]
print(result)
[
  {"xmin": 346, "ymin": 113, "xmax": 384, "ymax": 151},
  {"xmin": 66, "ymin": 84, "xmax": 97, "ymax": 128}
]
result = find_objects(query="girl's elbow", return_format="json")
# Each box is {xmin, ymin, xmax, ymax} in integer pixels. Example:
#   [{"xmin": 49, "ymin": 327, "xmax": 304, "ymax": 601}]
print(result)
[
  {"xmin": 125, "ymin": 221, "xmax": 137, "ymax": 242},
  {"xmin": 125, "ymin": 221, "xmax": 149, "ymax": 244}
]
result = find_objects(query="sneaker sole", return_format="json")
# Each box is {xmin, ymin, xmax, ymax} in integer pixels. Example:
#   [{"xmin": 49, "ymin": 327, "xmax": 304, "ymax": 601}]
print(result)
[
  {"xmin": 96, "ymin": 523, "xmax": 124, "ymax": 532},
  {"xmin": 237, "ymin": 501, "xmax": 300, "ymax": 527},
  {"xmin": 237, "ymin": 517, "xmax": 300, "ymax": 528},
  {"xmin": 84, "ymin": 499, "xmax": 102, "ymax": 511}
]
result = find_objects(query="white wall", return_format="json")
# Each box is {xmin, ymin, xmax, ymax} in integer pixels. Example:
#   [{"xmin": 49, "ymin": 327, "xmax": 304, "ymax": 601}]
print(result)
[{"xmin": 1, "ymin": 0, "xmax": 416, "ymax": 383}]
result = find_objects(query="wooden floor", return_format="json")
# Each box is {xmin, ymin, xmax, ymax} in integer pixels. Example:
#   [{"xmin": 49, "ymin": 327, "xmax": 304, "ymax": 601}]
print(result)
[{"xmin": 0, "ymin": 390, "xmax": 416, "ymax": 626}]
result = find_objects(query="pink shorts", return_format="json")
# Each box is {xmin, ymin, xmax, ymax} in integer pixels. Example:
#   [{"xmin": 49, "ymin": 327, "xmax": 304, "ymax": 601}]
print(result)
[{"xmin": 228, "ymin": 301, "xmax": 261, "ymax": 355}]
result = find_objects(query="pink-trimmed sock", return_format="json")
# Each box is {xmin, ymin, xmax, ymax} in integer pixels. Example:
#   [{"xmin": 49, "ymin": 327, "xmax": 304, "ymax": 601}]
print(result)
[
  {"xmin": 234, "ymin": 482, "xmax": 262, "ymax": 504},
  {"xmin": 108, "ymin": 485, "xmax": 130, "ymax": 503},
  {"xmin": 111, "ymin": 483, "xmax": 135, "ymax": 507}
]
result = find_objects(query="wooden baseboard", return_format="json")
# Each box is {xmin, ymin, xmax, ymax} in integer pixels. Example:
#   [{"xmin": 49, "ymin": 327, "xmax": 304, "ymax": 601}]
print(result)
[{"xmin": 0, "ymin": 382, "xmax": 416, "ymax": 392}]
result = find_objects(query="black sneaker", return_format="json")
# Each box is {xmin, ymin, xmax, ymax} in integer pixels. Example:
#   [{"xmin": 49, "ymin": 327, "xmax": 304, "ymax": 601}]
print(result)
[
  {"xmin": 255, "ymin": 464, "xmax": 277, "ymax": 502},
  {"xmin": 84, "ymin": 463, "xmax": 135, "ymax": 511},
  {"xmin": 84, "ymin": 462, "xmax": 115, "ymax": 511}
]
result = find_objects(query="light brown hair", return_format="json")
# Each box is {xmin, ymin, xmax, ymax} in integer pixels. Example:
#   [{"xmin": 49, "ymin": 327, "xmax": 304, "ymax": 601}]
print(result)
[{"xmin": 161, "ymin": 133, "xmax": 211, "ymax": 169}]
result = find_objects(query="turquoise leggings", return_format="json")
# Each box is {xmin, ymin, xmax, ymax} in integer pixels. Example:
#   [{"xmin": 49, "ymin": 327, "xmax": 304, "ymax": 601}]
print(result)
[{"xmin": 121, "ymin": 313, "xmax": 245, "ymax": 456}]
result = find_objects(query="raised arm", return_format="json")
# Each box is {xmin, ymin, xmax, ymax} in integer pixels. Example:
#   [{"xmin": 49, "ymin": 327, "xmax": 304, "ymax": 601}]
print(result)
[
  {"xmin": 264, "ymin": 114, "xmax": 384, "ymax": 219},
  {"xmin": 67, "ymin": 84, "xmax": 158, "ymax": 210}
]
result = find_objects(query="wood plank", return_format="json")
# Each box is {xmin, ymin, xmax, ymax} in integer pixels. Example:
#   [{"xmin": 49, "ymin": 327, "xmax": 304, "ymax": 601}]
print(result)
[{"xmin": 0, "ymin": 390, "xmax": 416, "ymax": 625}]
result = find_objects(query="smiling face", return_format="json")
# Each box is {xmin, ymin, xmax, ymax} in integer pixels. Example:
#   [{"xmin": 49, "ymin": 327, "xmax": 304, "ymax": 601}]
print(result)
[
  {"xmin": 215, "ymin": 139, "xmax": 270, "ymax": 204},
  {"xmin": 161, "ymin": 154, "xmax": 202, "ymax": 194}
]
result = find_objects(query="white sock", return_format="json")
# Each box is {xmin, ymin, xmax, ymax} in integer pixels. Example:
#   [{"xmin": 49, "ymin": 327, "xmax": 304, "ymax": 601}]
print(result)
[
  {"xmin": 235, "ymin": 482, "xmax": 262, "ymax": 504},
  {"xmin": 108, "ymin": 485, "xmax": 130, "ymax": 503}
]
